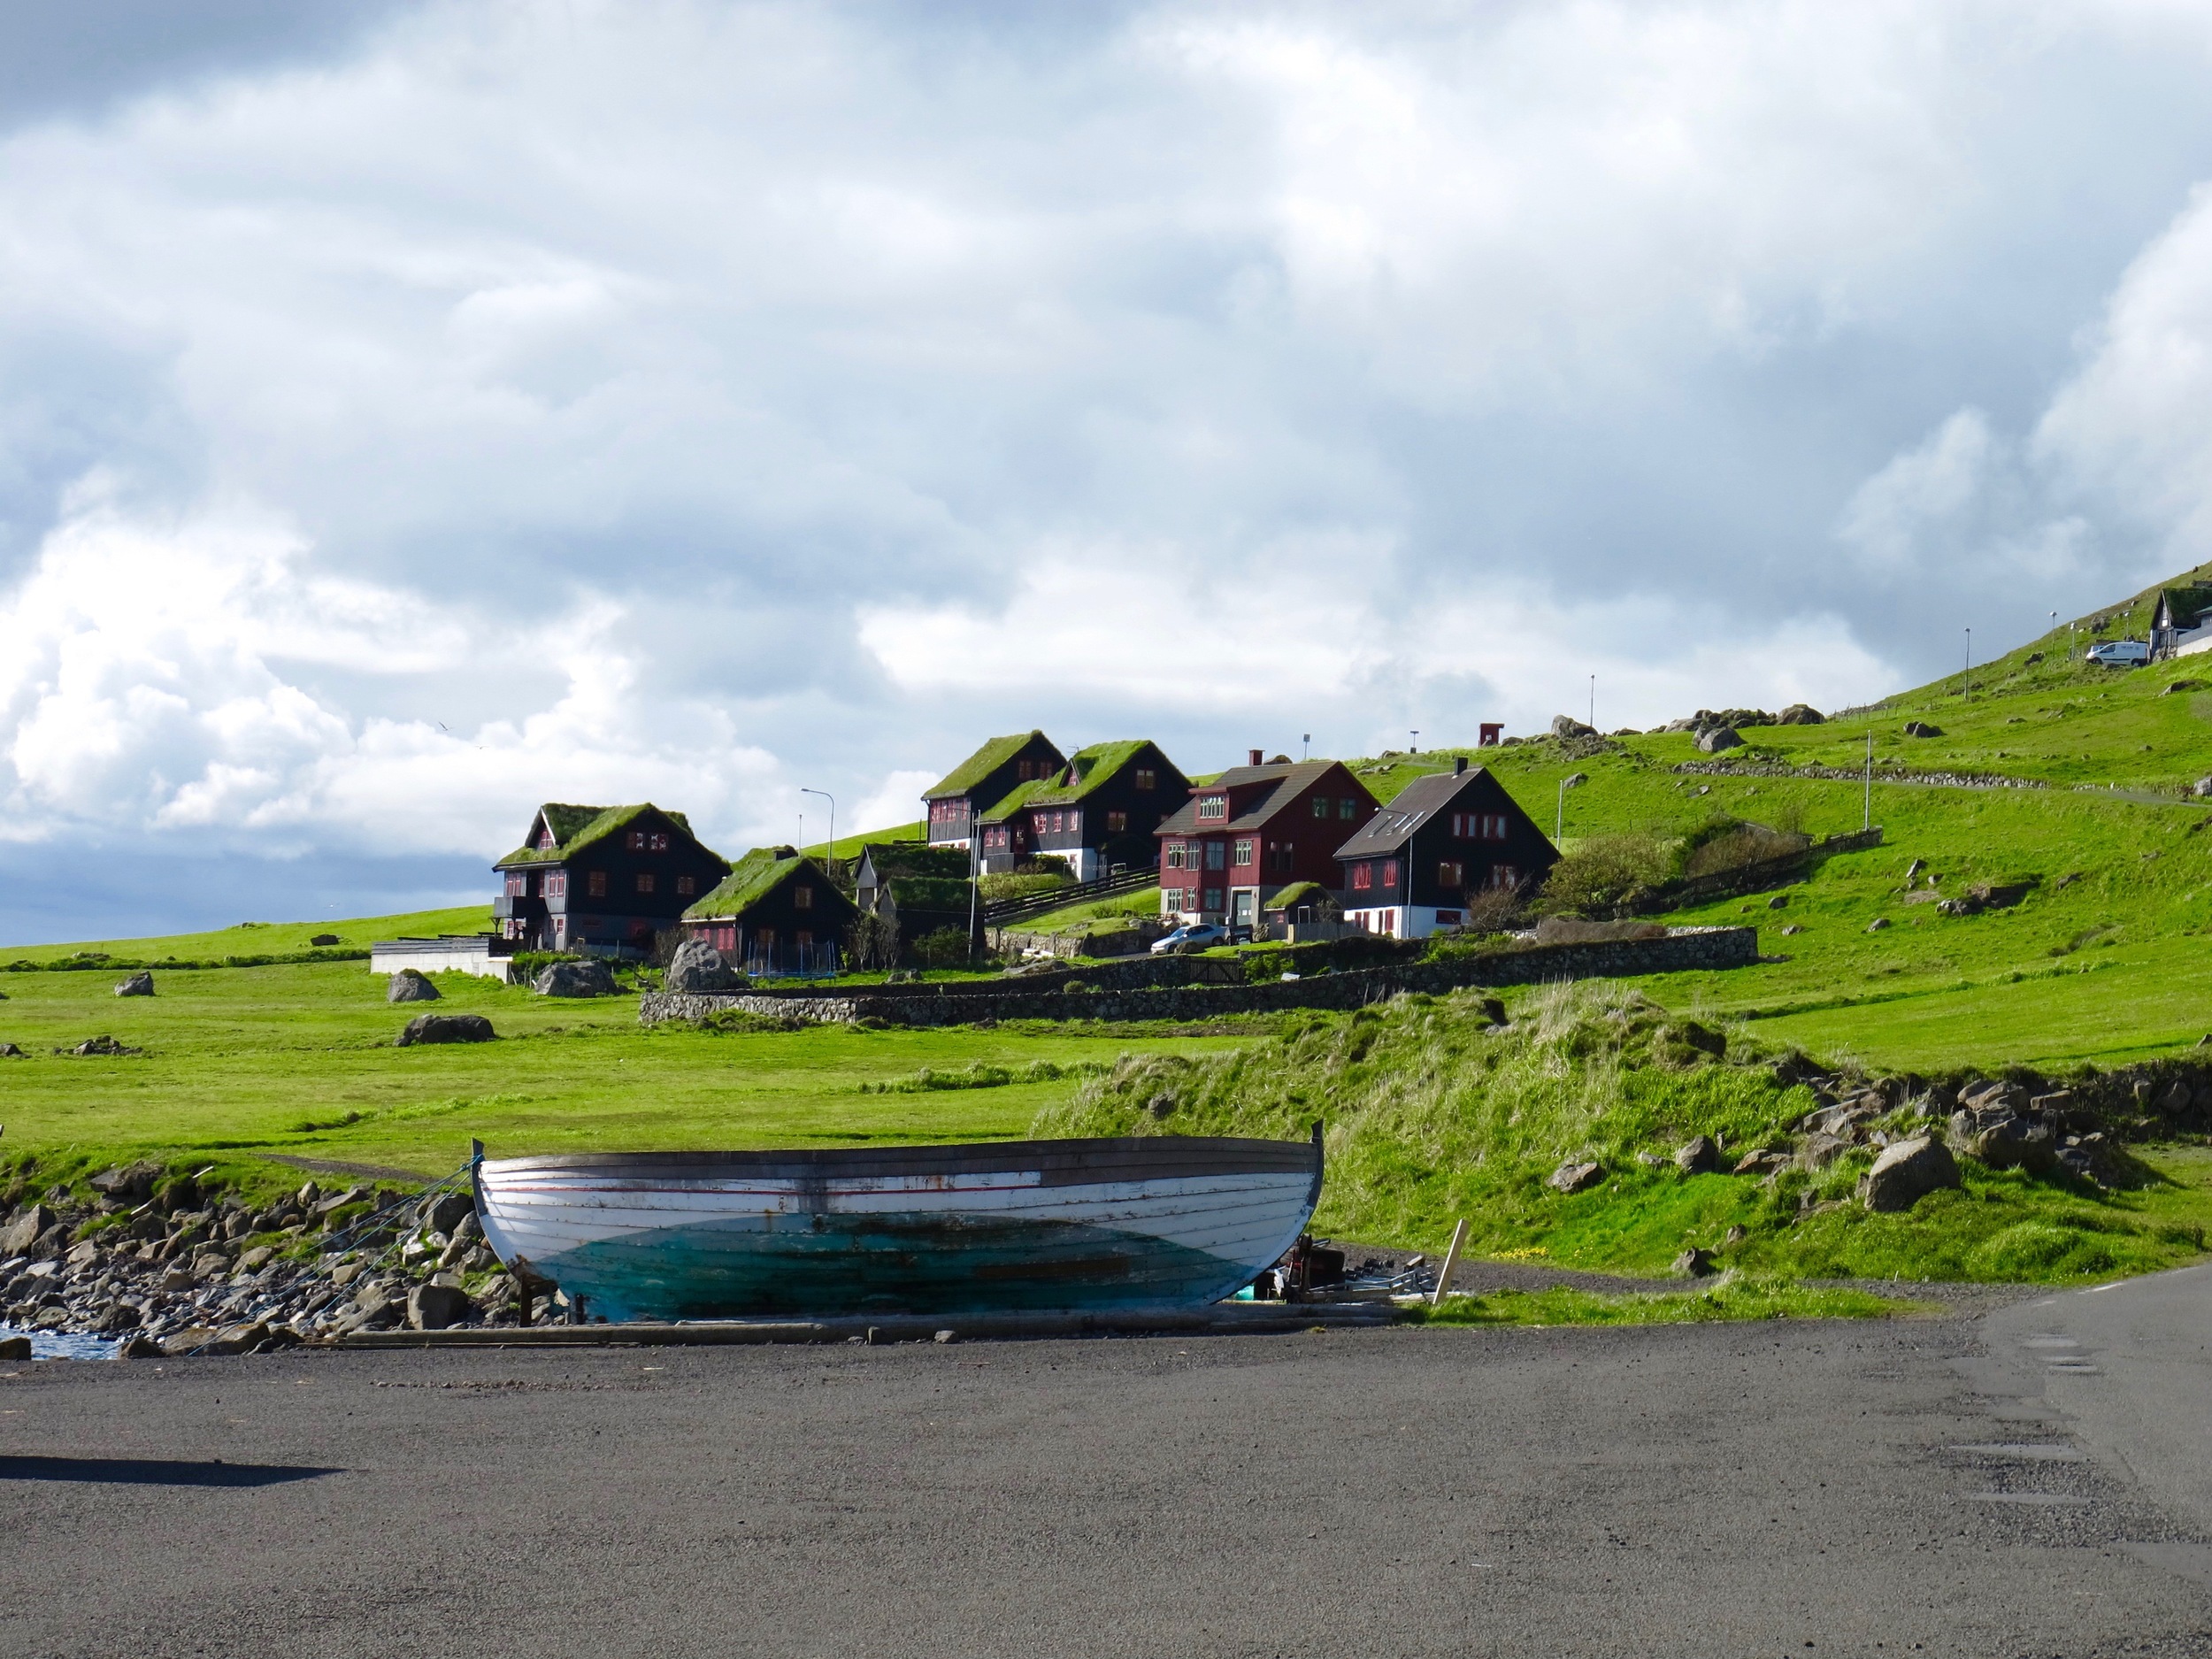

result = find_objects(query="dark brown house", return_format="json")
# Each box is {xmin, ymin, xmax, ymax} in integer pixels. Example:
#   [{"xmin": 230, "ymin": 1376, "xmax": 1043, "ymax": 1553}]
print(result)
[
  {"xmin": 922, "ymin": 731, "xmax": 1065, "ymax": 850},
  {"xmin": 683, "ymin": 847, "xmax": 860, "ymax": 977},
  {"xmin": 1333, "ymin": 758, "xmax": 1558, "ymax": 938},
  {"xmin": 976, "ymin": 740, "xmax": 1190, "ymax": 879},
  {"xmin": 851, "ymin": 841, "xmax": 978, "ymax": 956},
  {"xmin": 1152, "ymin": 753, "xmax": 1380, "ymax": 932},
  {"xmin": 495, "ymin": 803, "xmax": 730, "ymax": 958}
]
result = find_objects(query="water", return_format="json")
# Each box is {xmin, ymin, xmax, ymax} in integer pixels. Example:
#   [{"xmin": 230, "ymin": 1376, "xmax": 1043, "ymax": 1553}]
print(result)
[{"xmin": 0, "ymin": 1324, "xmax": 120, "ymax": 1362}]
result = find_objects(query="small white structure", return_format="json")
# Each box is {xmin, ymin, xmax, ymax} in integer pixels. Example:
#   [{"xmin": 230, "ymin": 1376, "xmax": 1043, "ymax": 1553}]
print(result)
[{"xmin": 369, "ymin": 934, "xmax": 517, "ymax": 983}]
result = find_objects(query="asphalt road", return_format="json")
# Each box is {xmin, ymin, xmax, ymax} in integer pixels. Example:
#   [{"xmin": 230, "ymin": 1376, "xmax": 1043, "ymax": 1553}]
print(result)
[{"xmin": 3, "ymin": 1284, "xmax": 2209, "ymax": 1658}]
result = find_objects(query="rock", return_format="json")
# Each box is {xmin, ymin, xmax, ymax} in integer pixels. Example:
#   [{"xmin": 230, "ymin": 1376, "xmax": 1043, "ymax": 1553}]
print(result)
[
  {"xmin": 421, "ymin": 1191, "xmax": 474, "ymax": 1237},
  {"xmin": 113, "ymin": 970, "xmax": 155, "ymax": 997},
  {"xmin": 1776, "ymin": 703, "xmax": 1825, "ymax": 726},
  {"xmin": 1671, "ymin": 1248, "xmax": 1716, "ymax": 1277},
  {"xmin": 1724, "ymin": 1225, "xmax": 1747, "ymax": 1244},
  {"xmin": 2162, "ymin": 680, "xmax": 2203, "ymax": 695},
  {"xmin": 0, "ymin": 1204, "xmax": 54, "ymax": 1257},
  {"xmin": 396, "ymin": 1013, "xmax": 495, "ymax": 1047},
  {"xmin": 88, "ymin": 1160, "xmax": 163, "ymax": 1201},
  {"xmin": 1966, "ymin": 1115, "xmax": 2057, "ymax": 1175},
  {"xmin": 1548, "ymin": 1160, "xmax": 1602, "ymax": 1195},
  {"xmin": 1901, "ymin": 721, "xmax": 1943, "ymax": 738},
  {"xmin": 1732, "ymin": 1148, "xmax": 1789, "ymax": 1177},
  {"xmin": 0, "ymin": 1042, "xmax": 21, "ymax": 1057},
  {"xmin": 1865, "ymin": 917, "xmax": 1890, "ymax": 933},
  {"xmin": 664, "ymin": 939, "xmax": 741, "ymax": 994},
  {"xmin": 1766, "ymin": 894, "xmax": 1789, "ymax": 909},
  {"xmin": 1778, "ymin": 924, "xmax": 1803, "ymax": 935},
  {"xmin": 2152, "ymin": 1078, "xmax": 2193, "ymax": 1117},
  {"xmin": 408, "ymin": 1283, "xmax": 471, "ymax": 1331},
  {"xmin": 1550, "ymin": 715, "xmax": 1598, "ymax": 741},
  {"xmin": 116, "ymin": 1334, "xmax": 161, "ymax": 1359},
  {"xmin": 1674, "ymin": 1135, "xmax": 1722, "ymax": 1175},
  {"xmin": 330, "ymin": 1261, "xmax": 363, "ymax": 1286},
  {"xmin": 310, "ymin": 933, "xmax": 341, "ymax": 946},
  {"xmin": 1860, "ymin": 1135, "xmax": 1960, "ymax": 1212},
  {"xmin": 1798, "ymin": 1133, "xmax": 1850, "ymax": 1171},
  {"xmin": 159, "ymin": 1267, "xmax": 195, "ymax": 1291},
  {"xmin": 534, "ymin": 959, "xmax": 619, "ymax": 998},
  {"xmin": 1905, "ymin": 858, "xmax": 1926, "ymax": 879},
  {"xmin": 66, "ymin": 1035, "xmax": 140, "ymax": 1056},
  {"xmin": 235, "ymin": 1246, "xmax": 274, "ymax": 1273},
  {"xmin": 31, "ymin": 1306, "xmax": 70, "ymax": 1330},
  {"xmin": 1694, "ymin": 726, "xmax": 1743, "ymax": 754},
  {"xmin": 387, "ymin": 969, "xmax": 442, "ymax": 1003},
  {"xmin": 0, "ymin": 1334, "xmax": 29, "ymax": 1360},
  {"xmin": 65, "ymin": 1239, "xmax": 101, "ymax": 1269},
  {"xmin": 158, "ymin": 1325, "xmax": 220, "ymax": 1356}
]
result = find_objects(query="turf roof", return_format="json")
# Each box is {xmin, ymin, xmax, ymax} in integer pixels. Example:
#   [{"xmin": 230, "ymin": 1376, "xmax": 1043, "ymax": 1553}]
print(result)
[
  {"xmin": 684, "ymin": 848, "xmax": 848, "ymax": 920},
  {"xmin": 924, "ymin": 732, "xmax": 1058, "ymax": 799},
  {"xmin": 1263, "ymin": 880, "xmax": 1328, "ymax": 910},
  {"xmin": 976, "ymin": 741, "xmax": 1169, "ymax": 820},
  {"xmin": 495, "ymin": 803, "xmax": 707, "ymax": 868}
]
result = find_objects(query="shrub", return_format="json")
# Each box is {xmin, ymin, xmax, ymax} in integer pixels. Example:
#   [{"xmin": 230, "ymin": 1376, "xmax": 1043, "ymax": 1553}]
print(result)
[
  {"xmin": 1539, "ymin": 833, "xmax": 1674, "ymax": 913},
  {"xmin": 979, "ymin": 872, "xmax": 1071, "ymax": 903},
  {"xmin": 912, "ymin": 926, "xmax": 976, "ymax": 968},
  {"xmin": 1682, "ymin": 824, "xmax": 1809, "ymax": 879}
]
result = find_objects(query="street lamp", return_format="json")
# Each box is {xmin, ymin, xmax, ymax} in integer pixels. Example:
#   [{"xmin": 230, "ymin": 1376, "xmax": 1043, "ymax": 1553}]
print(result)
[
  {"xmin": 1302, "ymin": 733, "xmax": 1310, "ymax": 762},
  {"xmin": 1963, "ymin": 628, "xmax": 1972, "ymax": 700},
  {"xmin": 801, "ymin": 787, "xmax": 834, "ymax": 863},
  {"xmin": 1556, "ymin": 772, "xmax": 1585, "ymax": 841},
  {"xmin": 1409, "ymin": 730, "xmax": 1419, "ymax": 756}
]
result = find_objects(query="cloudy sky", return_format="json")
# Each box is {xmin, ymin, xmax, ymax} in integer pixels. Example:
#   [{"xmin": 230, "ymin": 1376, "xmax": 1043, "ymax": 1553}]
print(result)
[{"xmin": 7, "ymin": 0, "xmax": 2212, "ymax": 941}]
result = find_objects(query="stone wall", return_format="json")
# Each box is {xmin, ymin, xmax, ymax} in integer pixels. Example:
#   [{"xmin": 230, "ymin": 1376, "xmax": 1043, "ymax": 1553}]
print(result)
[{"xmin": 641, "ymin": 926, "xmax": 1759, "ymax": 1028}]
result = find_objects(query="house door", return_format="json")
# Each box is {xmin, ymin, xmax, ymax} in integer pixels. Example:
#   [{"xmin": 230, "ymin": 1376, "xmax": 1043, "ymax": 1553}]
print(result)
[{"xmin": 1233, "ymin": 890, "xmax": 1255, "ymax": 928}]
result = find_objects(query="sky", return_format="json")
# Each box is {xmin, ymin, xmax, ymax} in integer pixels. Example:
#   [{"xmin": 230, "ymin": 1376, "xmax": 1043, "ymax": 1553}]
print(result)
[{"xmin": 9, "ymin": 0, "xmax": 2212, "ymax": 942}]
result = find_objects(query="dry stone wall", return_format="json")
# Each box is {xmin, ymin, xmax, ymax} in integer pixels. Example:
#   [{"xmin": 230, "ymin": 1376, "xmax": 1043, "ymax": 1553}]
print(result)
[{"xmin": 641, "ymin": 926, "xmax": 1760, "ymax": 1028}]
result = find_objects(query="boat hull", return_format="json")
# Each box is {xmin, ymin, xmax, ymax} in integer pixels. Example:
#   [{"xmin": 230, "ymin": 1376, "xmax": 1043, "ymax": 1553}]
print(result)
[{"xmin": 474, "ymin": 1135, "xmax": 1323, "ymax": 1320}]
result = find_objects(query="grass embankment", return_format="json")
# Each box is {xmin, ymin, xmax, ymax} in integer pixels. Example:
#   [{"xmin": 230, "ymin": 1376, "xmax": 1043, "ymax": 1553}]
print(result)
[
  {"xmin": 2, "ymin": 906, "xmax": 492, "ymax": 967},
  {"xmin": 0, "ymin": 960, "xmax": 1250, "ymax": 1188},
  {"xmin": 1034, "ymin": 983, "xmax": 2212, "ymax": 1285}
]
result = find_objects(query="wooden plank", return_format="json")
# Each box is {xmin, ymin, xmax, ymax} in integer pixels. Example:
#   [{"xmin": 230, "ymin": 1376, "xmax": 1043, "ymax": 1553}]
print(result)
[{"xmin": 1431, "ymin": 1218, "xmax": 1468, "ymax": 1306}]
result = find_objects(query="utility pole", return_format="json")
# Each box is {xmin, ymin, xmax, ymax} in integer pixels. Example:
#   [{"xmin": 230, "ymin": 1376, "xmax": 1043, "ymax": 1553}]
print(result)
[
  {"xmin": 1963, "ymin": 627, "xmax": 1972, "ymax": 700},
  {"xmin": 802, "ymin": 789, "xmax": 835, "ymax": 874},
  {"xmin": 1863, "ymin": 731, "xmax": 1872, "ymax": 832},
  {"xmin": 1589, "ymin": 674, "xmax": 1595, "ymax": 729}
]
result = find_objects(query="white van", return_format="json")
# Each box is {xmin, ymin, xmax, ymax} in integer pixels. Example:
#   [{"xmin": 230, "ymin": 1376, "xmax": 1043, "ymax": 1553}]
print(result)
[{"xmin": 2087, "ymin": 638, "xmax": 2150, "ymax": 666}]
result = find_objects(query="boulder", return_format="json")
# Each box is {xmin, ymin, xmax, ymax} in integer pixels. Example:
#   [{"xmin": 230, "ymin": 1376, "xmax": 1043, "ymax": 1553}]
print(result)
[
  {"xmin": 1694, "ymin": 726, "xmax": 1743, "ymax": 754},
  {"xmin": 395, "ymin": 1013, "xmax": 495, "ymax": 1047},
  {"xmin": 1865, "ymin": 917, "xmax": 1890, "ymax": 933},
  {"xmin": 1965, "ymin": 1115, "xmax": 2057, "ymax": 1174},
  {"xmin": 0, "ymin": 1042, "xmax": 20, "ymax": 1057},
  {"xmin": 534, "ymin": 959, "xmax": 619, "ymax": 998},
  {"xmin": 310, "ymin": 933, "xmax": 341, "ymax": 947},
  {"xmin": 1671, "ymin": 1248, "xmax": 1716, "ymax": 1277},
  {"xmin": 1798, "ymin": 1133, "xmax": 1850, "ymax": 1171},
  {"xmin": 1550, "ymin": 715, "xmax": 1598, "ymax": 741},
  {"xmin": 1674, "ymin": 1136, "xmax": 1722, "ymax": 1175},
  {"xmin": 113, "ymin": 970, "xmax": 155, "ymax": 997},
  {"xmin": 409, "ymin": 1283, "xmax": 471, "ymax": 1331},
  {"xmin": 0, "ymin": 1334, "xmax": 31, "ymax": 1361},
  {"xmin": 68, "ymin": 1035, "xmax": 139, "ymax": 1056},
  {"xmin": 1776, "ymin": 703, "xmax": 1825, "ymax": 726},
  {"xmin": 88, "ymin": 1160, "xmax": 163, "ymax": 1201},
  {"xmin": 1732, "ymin": 1148, "xmax": 1790, "ymax": 1177},
  {"xmin": 387, "ymin": 969, "xmax": 442, "ymax": 1003},
  {"xmin": 420, "ymin": 1191, "xmax": 474, "ymax": 1237},
  {"xmin": 1860, "ymin": 1135, "xmax": 1960, "ymax": 1212},
  {"xmin": 1901, "ymin": 721, "xmax": 1943, "ymax": 738},
  {"xmin": 1547, "ymin": 1160, "xmax": 1602, "ymax": 1195},
  {"xmin": 158, "ymin": 1325, "xmax": 220, "ymax": 1356},
  {"xmin": 235, "ymin": 1246, "xmax": 274, "ymax": 1273},
  {"xmin": 664, "ymin": 940, "xmax": 741, "ymax": 994},
  {"xmin": 0, "ymin": 1204, "xmax": 54, "ymax": 1257}
]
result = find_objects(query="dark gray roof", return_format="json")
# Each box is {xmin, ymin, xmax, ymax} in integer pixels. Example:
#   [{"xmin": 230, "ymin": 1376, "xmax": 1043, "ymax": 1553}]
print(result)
[
  {"xmin": 1153, "ymin": 759, "xmax": 1349, "ymax": 835},
  {"xmin": 1333, "ymin": 768, "xmax": 1493, "ymax": 858}
]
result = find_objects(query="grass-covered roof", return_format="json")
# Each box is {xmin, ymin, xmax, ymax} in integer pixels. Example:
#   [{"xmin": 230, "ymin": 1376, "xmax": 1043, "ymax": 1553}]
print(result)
[
  {"xmin": 925, "ymin": 732, "xmax": 1055, "ymax": 799},
  {"xmin": 684, "ymin": 848, "xmax": 850, "ymax": 921},
  {"xmin": 977, "ymin": 741, "xmax": 1166, "ymax": 819},
  {"xmin": 495, "ymin": 803, "xmax": 706, "ymax": 868},
  {"xmin": 1263, "ymin": 880, "xmax": 1328, "ymax": 911}
]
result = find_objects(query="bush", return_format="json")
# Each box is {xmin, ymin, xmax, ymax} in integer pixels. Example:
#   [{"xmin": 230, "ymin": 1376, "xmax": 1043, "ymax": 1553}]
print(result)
[
  {"xmin": 1682, "ymin": 824, "xmax": 1810, "ymax": 879},
  {"xmin": 1539, "ymin": 833, "xmax": 1674, "ymax": 913},
  {"xmin": 913, "ymin": 926, "xmax": 976, "ymax": 968},
  {"xmin": 1532, "ymin": 916, "xmax": 1667, "ymax": 945},
  {"xmin": 979, "ymin": 872, "xmax": 1071, "ymax": 903}
]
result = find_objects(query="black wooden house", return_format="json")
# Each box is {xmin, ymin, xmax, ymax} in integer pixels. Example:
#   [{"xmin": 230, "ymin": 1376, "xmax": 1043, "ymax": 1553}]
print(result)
[
  {"xmin": 975, "ymin": 740, "xmax": 1190, "ymax": 879},
  {"xmin": 683, "ymin": 847, "xmax": 861, "ymax": 977},
  {"xmin": 1333, "ymin": 759, "xmax": 1557, "ymax": 938},
  {"xmin": 923, "ymin": 731, "xmax": 1065, "ymax": 850},
  {"xmin": 495, "ymin": 803, "xmax": 731, "ymax": 958}
]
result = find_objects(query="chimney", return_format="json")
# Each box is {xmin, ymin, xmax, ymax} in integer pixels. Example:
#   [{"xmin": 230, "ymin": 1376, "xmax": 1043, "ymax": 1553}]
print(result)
[
  {"xmin": 1248, "ymin": 748, "xmax": 1263, "ymax": 766},
  {"xmin": 1455, "ymin": 756, "xmax": 1467, "ymax": 774}
]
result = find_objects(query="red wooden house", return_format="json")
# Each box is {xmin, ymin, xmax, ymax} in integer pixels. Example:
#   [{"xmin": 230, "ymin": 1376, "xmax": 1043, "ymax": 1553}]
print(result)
[{"xmin": 1151, "ymin": 751, "xmax": 1380, "ymax": 931}]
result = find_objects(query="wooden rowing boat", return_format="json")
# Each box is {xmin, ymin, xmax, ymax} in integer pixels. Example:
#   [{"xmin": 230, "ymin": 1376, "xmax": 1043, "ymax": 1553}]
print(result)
[{"xmin": 472, "ymin": 1129, "xmax": 1323, "ymax": 1321}]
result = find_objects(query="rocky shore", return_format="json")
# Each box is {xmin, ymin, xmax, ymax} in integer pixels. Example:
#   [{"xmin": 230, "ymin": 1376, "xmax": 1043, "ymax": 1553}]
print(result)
[{"xmin": 0, "ymin": 1164, "xmax": 547, "ymax": 1357}]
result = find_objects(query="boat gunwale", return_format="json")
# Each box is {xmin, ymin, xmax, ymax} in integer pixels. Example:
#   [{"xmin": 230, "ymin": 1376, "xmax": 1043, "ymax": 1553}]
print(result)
[{"xmin": 479, "ymin": 1134, "xmax": 1318, "ymax": 1187}]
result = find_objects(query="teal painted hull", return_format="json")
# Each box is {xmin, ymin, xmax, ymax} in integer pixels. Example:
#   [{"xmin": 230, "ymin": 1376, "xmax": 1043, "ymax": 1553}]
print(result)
[{"xmin": 540, "ymin": 1211, "xmax": 1251, "ymax": 1321}]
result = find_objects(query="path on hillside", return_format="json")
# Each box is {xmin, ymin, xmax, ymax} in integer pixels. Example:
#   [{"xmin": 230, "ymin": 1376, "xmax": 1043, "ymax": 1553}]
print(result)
[{"xmin": 2, "ymin": 1299, "xmax": 2208, "ymax": 1655}]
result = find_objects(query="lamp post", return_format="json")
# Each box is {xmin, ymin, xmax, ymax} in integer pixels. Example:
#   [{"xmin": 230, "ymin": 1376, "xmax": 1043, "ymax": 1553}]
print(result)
[
  {"xmin": 1963, "ymin": 628, "xmax": 1971, "ymax": 700},
  {"xmin": 1589, "ymin": 674, "xmax": 1595, "ymax": 730},
  {"xmin": 1863, "ymin": 731, "xmax": 1872, "ymax": 832},
  {"xmin": 1409, "ymin": 729, "xmax": 1419, "ymax": 756},
  {"xmin": 801, "ymin": 788, "xmax": 834, "ymax": 871},
  {"xmin": 1302, "ymin": 733, "xmax": 1310, "ymax": 761},
  {"xmin": 1556, "ymin": 772, "xmax": 1584, "ymax": 841}
]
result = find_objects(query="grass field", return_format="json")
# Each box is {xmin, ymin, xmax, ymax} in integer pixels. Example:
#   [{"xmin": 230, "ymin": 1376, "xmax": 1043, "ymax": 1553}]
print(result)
[{"xmin": 1, "ymin": 905, "xmax": 493, "ymax": 965}]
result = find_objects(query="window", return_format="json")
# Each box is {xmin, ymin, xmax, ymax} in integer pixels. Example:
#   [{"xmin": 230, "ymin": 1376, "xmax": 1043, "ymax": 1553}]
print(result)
[
  {"xmin": 1351, "ymin": 864, "xmax": 1372, "ymax": 891},
  {"xmin": 1134, "ymin": 769, "xmax": 1156, "ymax": 791},
  {"xmin": 1311, "ymin": 795, "xmax": 1329, "ymax": 818},
  {"xmin": 627, "ymin": 829, "xmax": 644, "ymax": 850},
  {"xmin": 794, "ymin": 885, "xmax": 814, "ymax": 910},
  {"xmin": 1381, "ymin": 860, "xmax": 1400, "ymax": 887},
  {"xmin": 635, "ymin": 872, "xmax": 657, "ymax": 895},
  {"xmin": 505, "ymin": 873, "xmax": 526, "ymax": 896},
  {"xmin": 1233, "ymin": 839, "xmax": 1255, "ymax": 867},
  {"xmin": 1439, "ymin": 860, "xmax": 1465, "ymax": 888},
  {"xmin": 1165, "ymin": 841, "xmax": 1186, "ymax": 869},
  {"xmin": 537, "ymin": 822, "xmax": 557, "ymax": 849},
  {"xmin": 1197, "ymin": 794, "xmax": 1226, "ymax": 820},
  {"xmin": 1204, "ymin": 841, "xmax": 1226, "ymax": 871},
  {"xmin": 1106, "ymin": 810, "xmax": 1127, "ymax": 833},
  {"xmin": 676, "ymin": 876, "xmax": 695, "ymax": 896},
  {"xmin": 1267, "ymin": 841, "xmax": 1294, "ymax": 875},
  {"xmin": 587, "ymin": 871, "xmax": 607, "ymax": 898},
  {"xmin": 545, "ymin": 872, "xmax": 566, "ymax": 899},
  {"xmin": 1340, "ymin": 797, "xmax": 1359, "ymax": 820},
  {"xmin": 1066, "ymin": 810, "xmax": 1080, "ymax": 839},
  {"xmin": 1202, "ymin": 887, "xmax": 1223, "ymax": 911},
  {"xmin": 795, "ymin": 930, "xmax": 813, "ymax": 949},
  {"xmin": 1487, "ymin": 864, "xmax": 1520, "ymax": 891}
]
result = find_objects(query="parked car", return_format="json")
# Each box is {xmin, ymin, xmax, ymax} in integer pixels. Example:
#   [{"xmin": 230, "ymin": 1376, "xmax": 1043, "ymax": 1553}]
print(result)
[
  {"xmin": 1149, "ymin": 922, "xmax": 1230, "ymax": 955},
  {"xmin": 2087, "ymin": 638, "xmax": 2150, "ymax": 666}
]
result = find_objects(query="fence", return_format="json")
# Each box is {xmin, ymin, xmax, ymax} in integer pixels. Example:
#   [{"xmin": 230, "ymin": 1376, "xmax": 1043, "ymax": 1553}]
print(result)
[{"xmin": 981, "ymin": 864, "xmax": 1157, "ymax": 927}]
